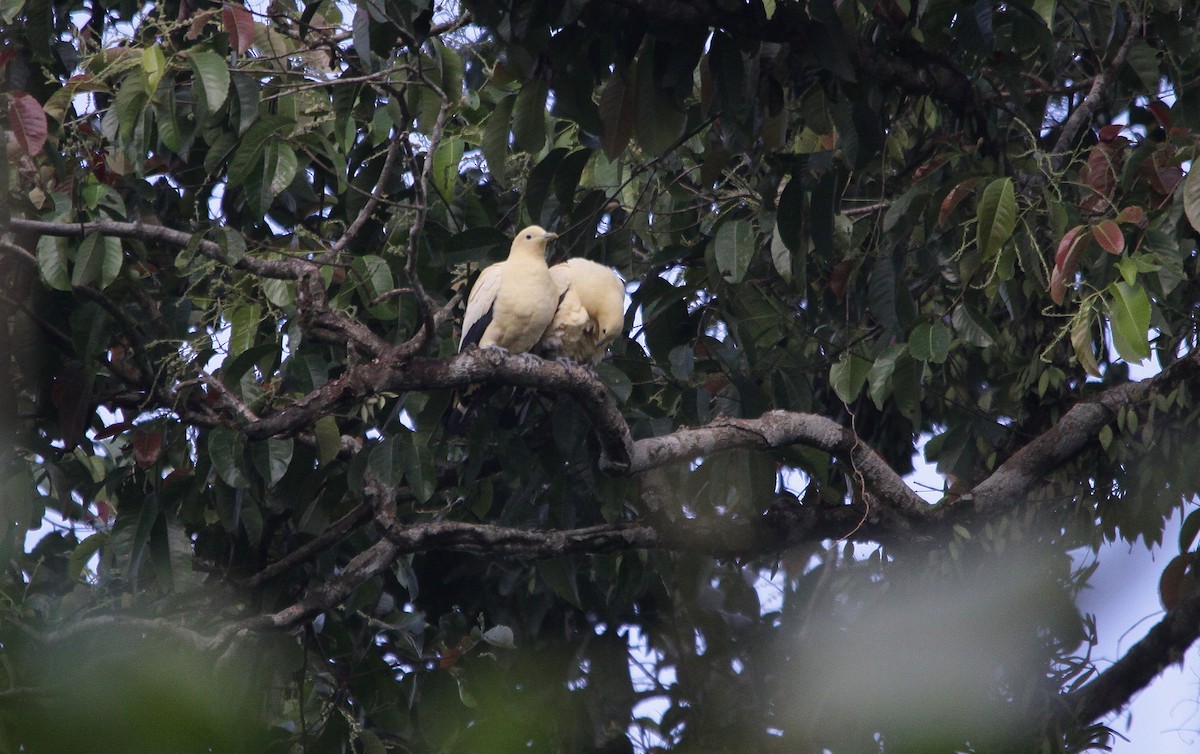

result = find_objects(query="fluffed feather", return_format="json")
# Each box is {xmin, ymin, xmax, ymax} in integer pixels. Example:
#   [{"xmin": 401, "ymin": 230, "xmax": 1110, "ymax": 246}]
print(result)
[{"xmin": 537, "ymin": 257, "xmax": 626, "ymax": 364}]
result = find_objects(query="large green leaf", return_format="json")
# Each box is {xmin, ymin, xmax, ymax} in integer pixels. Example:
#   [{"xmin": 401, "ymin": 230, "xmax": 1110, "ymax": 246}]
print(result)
[
  {"xmin": 1107, "ymin": 281, "xmax": 1151, "ymax": 362},
  {"xmin": 512, "ymin": 78, "xmax": 548, "ymax": 154},
  {"xmin": 950, "ymin": 304, "xmax": 1000, "ymax": 348},
  {"xmin": 830, "ymin": 352, "xmax": 872, "ymax": 404},
  {"xmin": 187, "ymin": 49, "xmax": 230, "ymax": 114},
  {"xmin": 1184, "ymin": 164, "xmax": 1200, "ymax": 234},
  {"xmin": 208, "ymin": 427, "xmax": 249, "ymax": 488},
  {"xmin": 431, "ymin": 137, "xmax": 464, "ymax": 201},
  {"xmin": 481, "ymin": 94, "xmax": 515, "ymax": 186},
  {"xmin": 908, "ymin": 321, "xmax": 951, "ymax": 363},
  {"xmin": 976, "ymin": 177, "xmax": 1016, "ymax": 260},
  {"xmin": 713, "ymin": 220, "xmax": 755, "ymax": 283}
]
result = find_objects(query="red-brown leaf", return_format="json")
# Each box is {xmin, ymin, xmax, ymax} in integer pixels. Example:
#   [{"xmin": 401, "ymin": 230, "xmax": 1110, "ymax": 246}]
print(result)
[
  {"xmin": 598, "ymin": 64, "xmax": 637, "ymax": 161},
  {"xmin": 8, "ymin": 91, "xmax": 48, "ymax": 156},
  {"xmin": 1115, "ymin": 205, "xmax": 1146, "ymax": 226},
  {"xmin": 1091, "ymin": 219, "xmax": 1124, "ymax": 255},
  {"xmin": 222, "ymin": 3, "xmax": 255, "ymax": 55},
  {"xmin": 1097, "ymin": 124, "xmax": 1125, "ymax": 143},
  {"xmin": 1147, "ymin": 101, "xmax": 1171, "ymax": 130},
  {"xmin": 132, "ymin": 427, "xmax": 163, "ymax": 468},
  {"xmin": 937, "ymin": 178, "xmax": 980, "ymax": 226},
  {"xmin": 1050, "ymin": 225, "xmax": 1090, "ymax": 305}
]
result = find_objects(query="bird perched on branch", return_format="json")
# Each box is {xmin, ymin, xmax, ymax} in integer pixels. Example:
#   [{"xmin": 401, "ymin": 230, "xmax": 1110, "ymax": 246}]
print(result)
[
  {"xmin": 537, "ymin": 258, "xmax": 626, "ymax": 364},
  {"xmin": 447, "ymin": 226, "xmax": 560, "ymax": 432},
  {"xmin": 458, "ymin": 226, "xmax": 560, "ymax": 353}
]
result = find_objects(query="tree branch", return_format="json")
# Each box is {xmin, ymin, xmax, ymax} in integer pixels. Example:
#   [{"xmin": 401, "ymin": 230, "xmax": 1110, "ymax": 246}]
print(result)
[
  {"xmin": 1049, "ymin": 11, "xmax": 1143, "ymax": 171},
  {"xmin": 7, "ymin": 218, "xmax": 302, "ymax": 280},
  {"xmin": 967, "ymin": 346, "xmax": 1200, "ymax": 515},
  {"xmin": 1052, "ymin": 582, "xmax": 1200, "ymax": 730}
]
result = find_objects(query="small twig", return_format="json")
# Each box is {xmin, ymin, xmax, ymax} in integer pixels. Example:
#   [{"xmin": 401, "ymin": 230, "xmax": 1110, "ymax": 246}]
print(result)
[{"xmin": 238, "ymin": 502, "xmax": 374, "ymax": 589}]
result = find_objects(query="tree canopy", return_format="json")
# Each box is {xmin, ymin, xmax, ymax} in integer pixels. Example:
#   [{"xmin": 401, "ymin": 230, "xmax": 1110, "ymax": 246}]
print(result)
[{"xmin": 3, "ymin": 0, "xmax": 1200, "ymax": 751}]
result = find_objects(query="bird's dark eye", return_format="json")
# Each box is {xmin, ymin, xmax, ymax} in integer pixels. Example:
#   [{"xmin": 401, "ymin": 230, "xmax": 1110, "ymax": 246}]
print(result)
[{"xmin": 525, "ymin": 234, "xmax": 532, "ymax": 239}]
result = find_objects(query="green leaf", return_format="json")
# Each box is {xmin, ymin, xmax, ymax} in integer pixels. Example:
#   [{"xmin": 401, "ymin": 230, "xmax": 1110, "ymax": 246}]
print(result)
[
  {"xmin": 1107, "ymin": 281, "xmax": 1151, "ymax": 362},
  {"xmin": 37, "ymin": 235, "xmax": 71, "ymax": 291},
  {"xmin": 187, "ymin": 49, "xmax": 229, "ymax": 115},
  {"xmin": 228, "ymin": 304, "xmax": 262, "ymax": 357},
  {"xmin": 975, "ymin": 177, "xmax": 1016, "ymax": 260},
  {"xmin": 1070, "ymin": 310, "xmax": 1102, "ymax": 377},
  {"xmin": 265, "ymin": 141, "xmax": 298, "ymax": 197},
  {"xmin": 252, "ymin": 438, "xmax": 293, "ymax": 486},
  {"xmin": 404, "ymin": 436, "xmax": 436, "ymax": 503},
  {"xmin": 227, "ymin": 115, "xmax": 292, "ymax": 186},
  {"xmin": 713, "ymin": 220, "xmax": 755, "ymax": 283},
  {"xmin": 314, "ymin": 416, "xmax": 341, "ymax": 467},
  {"xmin": 868, "ymin": 343, "xmax": 908, "ymax": 410},
  {"xmin": 208, "ymin": 427, "xmax": 249, "ymax": 488},
  {"xmin": 112, "ymin": 76, "xmax": 149, "ymax": 142},
  {"xmin": 368, "ymin": 436, "xmax": 404, "ymax": 487},
  {"xmin": 71, "ymin": 232, "xmax": 106, "ymax": 287},
  {"xmin": 142, "ymin": 46, "xmax": 166, "ymax": 95},
  {"xmin": 908, "ymin": 321, "xmax": 951, "ymax": 363},
  {"xmin": 770, "ymin": 224, "xmax": 791, "ymax": 283},
  {"xmin": 830, "ymin": 352, "xmax": 871, "ymax": 405},
  {"xmin": 481, "ymin": 94, "xmax": 514, "ymax": 186},
  {"xmin": 951, "ymin": 304, "xmax": 1000, "ymax": 348},
  {"xmin": 1184, "ymin": 164, "xmax": 1200, "ymax": 234},
  {"xmin": 69, "ymin": 531, "xmax": 109, "ymax": 581},
  {"xmin": 512, "ymin": 78, "xmax": 548, "ymax": 153},
  {"xmin": 431, "ymin": 137, "xmax": 463, "ymax": 200}
]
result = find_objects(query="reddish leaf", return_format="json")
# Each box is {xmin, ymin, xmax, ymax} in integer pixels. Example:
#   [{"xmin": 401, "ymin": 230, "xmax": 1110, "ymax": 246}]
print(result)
[
  {"xmin": 937, "ymin": 178, "xmax": 981, "ymax": 226},
  {"xmin": 222, "ymin": 3, "xmax": 255, "ymax": 55},
  {"xmin": 1050, "ymin": 225, "xmax": 1090, "ymax": 305},
  {"xmin": 95, "ymin": 421, "xmax": 133, "ymax": 440},
  {"xmin": 1091, "ymin": 219, "xmax": 1124, "ymax": 255},
  {"xmin": 1138, "ymin": 142, "xmax": 1183, "ymax": 196},
  {"xmin": 913, "ymin": 154, "xmax": 950, "ymax": 182},
  {"xmin": 50, "ymin": 364, "xmax": 94, "ymax": 449},
  {"xmin": 132, "ymin": 427, "xmax": 164, "ymax": 468},
  {"xmin": 598, "ymin": 65, "xmax": 637, "ymax": 160},
  {"xmin": 8, "ymin": 91, "xmax": 48, "ymax": 156},
  {"xmin": 828, "ymin": 260, "xmax": 852, "ymax": 300},
  {"xmin": 1097, "ymin": 124, "xmax": 1125, "ymax": 142},
  {"xmin": 1079, "ymin": 142, "xmax": 1121, "ymax": 213},
  {"xmin": 1115, "ymin": 205, "xmax": 1146, "ymax": 226},
  {"xmin": 1153, "ymin": 166, "xmax": 1183, "ymax": 195},
  {"xmin": 1147, "ymin": 101, "xmax": 1170, "ymax": 130},
  {"xmin": 1159, "ymin": 554, "xmax": 1196, "ymax": 610}
]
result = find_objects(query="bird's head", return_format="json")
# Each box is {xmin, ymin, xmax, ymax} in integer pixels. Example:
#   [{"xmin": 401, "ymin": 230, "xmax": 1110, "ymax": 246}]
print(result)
[{"xmin": 510, "ymin": 225, "xmax": 558, "ymax": 260}]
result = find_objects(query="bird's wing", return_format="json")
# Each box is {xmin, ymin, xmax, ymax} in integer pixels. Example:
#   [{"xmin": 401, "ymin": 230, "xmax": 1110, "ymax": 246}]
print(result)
[
  {"xmin": 488, "ymin": 259, "xmax": 560, "ymax": 352},
  {"xmin": 460, "ymin": 263, "xmax": 504, "ymax": 350}
]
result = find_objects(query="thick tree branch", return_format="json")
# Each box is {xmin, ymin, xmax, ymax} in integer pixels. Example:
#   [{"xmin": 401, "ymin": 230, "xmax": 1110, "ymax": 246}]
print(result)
[
  {"xmin": 1052, "ymin": 583, "xmax": 1200, "ymax": 730},
  {"xmin": 967, "ymin": 346, "xmax": 1200, "ymax": 515},
  {"xmin": 628, "ymin": 410, "xmax": 930, "ymax": 516}
]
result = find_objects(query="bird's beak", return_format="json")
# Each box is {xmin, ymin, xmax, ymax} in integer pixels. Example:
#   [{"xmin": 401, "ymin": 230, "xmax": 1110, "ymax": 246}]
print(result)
[{"xmin": 545, "ymin": 232, "xmax": 559, "ymax": 240}]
